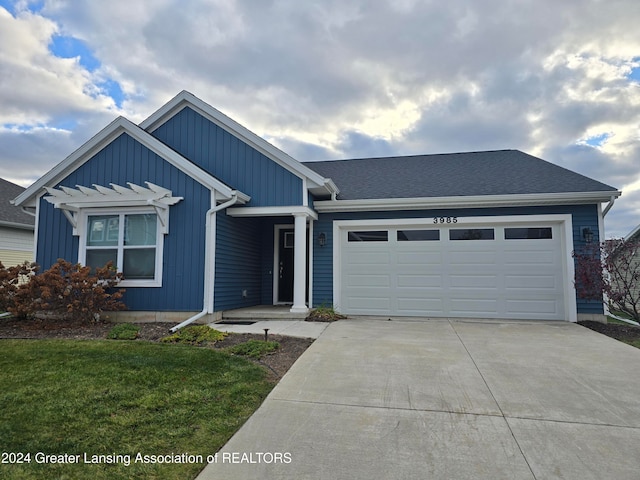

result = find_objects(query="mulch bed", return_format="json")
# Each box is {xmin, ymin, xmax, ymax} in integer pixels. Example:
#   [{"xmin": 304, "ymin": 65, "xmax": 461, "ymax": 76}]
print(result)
[{"xmin": 0, "ymin": 317, "xmax": 314, "ymax": 381}]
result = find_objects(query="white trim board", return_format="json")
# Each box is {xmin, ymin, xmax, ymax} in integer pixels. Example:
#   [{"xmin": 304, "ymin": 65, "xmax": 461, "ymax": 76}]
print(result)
[{"xmin": 314, "ymin": 191, "xmax": 621, "ymax": 213}]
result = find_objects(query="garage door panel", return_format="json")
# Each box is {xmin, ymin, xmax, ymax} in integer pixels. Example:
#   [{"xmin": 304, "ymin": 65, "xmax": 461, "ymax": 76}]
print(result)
[
  {"xmin": 346, "ymin": 296, "xmax": 391, "ymax": 312},
  {"xmin": 346, "ymin": 274, "xmax": 390, "ymax": 287},
  {"xmin": 504, "ymin": 251, "xmax": 557, "ymax": 266},
  {"xmin": 396, "ymin": 251, "xmax": 441, "ymax": 265},
  {"xmin": 505, "ymin": 299, "xmax": 560, "ymax": 315},
  {"xmin": 449, "ymin": 274, "xmax": 498, "ymax": 288},
  {"xmin": 397, "ymin": 297, "xmax": 444, "ymax": 315},
  {"xmin": 346, "ymin": 251, "xmax": 390, "ymax": 266},
  {"xmin": 449, "ymin": 298, "xmax": 499, "ymax": 315},
  {"xmin": 448, "ymin": 251, "xmax": 497, "ymax": 266},
  {"xmin": 397, "ymin": 274, "xmax": 442, "ymax": 288},
  {"xmin": 505, "ymin": 274, "xmax": 558, "ymax": 289}
]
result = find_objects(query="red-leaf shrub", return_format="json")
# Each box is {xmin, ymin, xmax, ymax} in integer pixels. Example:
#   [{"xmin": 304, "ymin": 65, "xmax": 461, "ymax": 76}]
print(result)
[
  {"xmin": 7, "ymin": 259, "xmax": 126, "ymax": 321},
  {"xmin": 0, "ymin": 261, "xmax": 38, "ymax": 313}
]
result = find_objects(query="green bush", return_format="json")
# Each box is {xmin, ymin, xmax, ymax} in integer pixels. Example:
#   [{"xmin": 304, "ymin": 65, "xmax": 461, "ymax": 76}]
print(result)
[
  {"xmin": 107, "ymin": 323, "xmax": 140, "ymax": 340},
  {"xmin": 227, "ymin": 340, "xmax": 280, "ymax": 358},
  {"xmin": 161, "ymin": 325, "xmax": 227, "ymax": 345}
]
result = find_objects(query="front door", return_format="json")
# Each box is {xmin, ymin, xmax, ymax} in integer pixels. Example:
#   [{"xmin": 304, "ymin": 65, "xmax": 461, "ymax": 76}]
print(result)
[{"xmin": 277, "ymin": 229, "xmax": 295, "ymax": 303}]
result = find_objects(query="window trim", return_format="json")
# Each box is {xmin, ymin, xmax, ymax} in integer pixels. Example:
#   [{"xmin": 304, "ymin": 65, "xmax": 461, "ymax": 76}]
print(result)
[{"xmin": 78, "ymin": 207, "xmax": 164, "ymax": 287}]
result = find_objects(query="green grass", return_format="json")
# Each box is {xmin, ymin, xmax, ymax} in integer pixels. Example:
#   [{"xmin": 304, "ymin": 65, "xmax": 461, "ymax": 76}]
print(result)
[
  {"xmin": 0, "ymin": 339, "xmax": 274, "ymax": 479},
  {"xmin": 107, "ymin": 323, "xmax": 140, "ymax": 340},
  {"xmin": 227, "ymin": 340, "xmax": 280, "ymax": 358},
  {"xmin": 621, "ymin": 339, "xmax": 640, "ymax": 349}
]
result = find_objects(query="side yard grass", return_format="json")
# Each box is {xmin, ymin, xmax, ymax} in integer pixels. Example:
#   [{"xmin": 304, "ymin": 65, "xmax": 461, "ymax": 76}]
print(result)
[{"xmin": 0, "ymin": 339, "xmax": 274, "ymax": 480}]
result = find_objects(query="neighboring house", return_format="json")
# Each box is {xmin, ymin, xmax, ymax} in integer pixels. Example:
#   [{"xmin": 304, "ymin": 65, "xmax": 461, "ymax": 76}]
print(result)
[
  {"xmin": 13, "ymin": 91, "xmax": 621, "ymax": 324},
  {"xmin": 609, "ymin": 224, "xmax": 640, "ymax": 315},
  {"xmin": 0, "ymin": 178, "xmax": 34, "ymax": 266}
]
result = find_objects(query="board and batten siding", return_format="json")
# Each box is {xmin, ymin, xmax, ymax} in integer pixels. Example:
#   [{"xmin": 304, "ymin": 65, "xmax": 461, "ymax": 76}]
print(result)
[
  {"xmin": 151, "ymin": 107, "xmax": 304, "ymax": 207},
  {"xmin": 312, "ymin": 204, "xmax": 603, "ymax": 315},
  {"xmin": 36, "ymin": 132, "xmax": 211, "ymax": 311},
  {"xmin": 214, "ymin": 214, "xmax": 264, "ymax": 311}
]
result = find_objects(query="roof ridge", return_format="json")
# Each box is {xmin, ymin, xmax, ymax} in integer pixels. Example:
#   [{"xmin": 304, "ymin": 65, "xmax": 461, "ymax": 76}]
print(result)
[{"xmin": 302, "ymin": 149, "xmax": 517, "ymax": 164}]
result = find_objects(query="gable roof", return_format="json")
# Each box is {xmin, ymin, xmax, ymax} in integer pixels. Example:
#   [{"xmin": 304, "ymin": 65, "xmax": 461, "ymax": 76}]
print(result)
[
  {"xmin": 304, "ymin": 150, "xmax": 618, "ymax": 201},
  {"xmin": 0, "ymin": 178, "xmax": 34, "ymax": 229},
  {"xmin": 140, "ymin": 91, "xmax": 338, "ymax": 198},
  {"xmin": 625, "ymin": 225, "xmax": 640, "ymax": 241},
  {"xmin": 13, "ymin": 116, "xmax": 247, "ymax": 208}
]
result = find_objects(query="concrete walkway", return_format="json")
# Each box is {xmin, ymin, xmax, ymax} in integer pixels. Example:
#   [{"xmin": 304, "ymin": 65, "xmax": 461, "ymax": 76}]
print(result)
[
  {"xmin": 210, "ymin": 319, "xmax": 329, "ymax": 339},
  {"xmin": 197, "ymin": 318, "xmax": 640, "ymax": 480}
]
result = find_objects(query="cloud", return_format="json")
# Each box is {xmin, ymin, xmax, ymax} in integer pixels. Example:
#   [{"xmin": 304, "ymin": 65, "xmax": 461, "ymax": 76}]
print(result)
[{"xmin": 0, "ymin": 0, "xmax": 638, "ymax": 236}]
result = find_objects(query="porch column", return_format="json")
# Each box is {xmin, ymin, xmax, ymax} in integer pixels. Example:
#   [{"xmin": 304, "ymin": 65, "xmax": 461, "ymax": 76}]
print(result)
[{"xmin": 290, "ymin": 212, "xmax": 309, "ymax": 314}]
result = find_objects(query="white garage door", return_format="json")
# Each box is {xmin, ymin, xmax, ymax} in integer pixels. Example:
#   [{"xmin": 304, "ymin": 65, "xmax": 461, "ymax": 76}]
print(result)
[{"xmin": 339, "ymin": 219, "xmax": 568, "ymax": 320}]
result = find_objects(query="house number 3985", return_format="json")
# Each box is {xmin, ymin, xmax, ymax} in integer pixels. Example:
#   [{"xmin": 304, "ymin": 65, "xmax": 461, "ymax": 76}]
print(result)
[{"xmin": 433, "ymin": 216, "xmax": 458, "ymax": 224}]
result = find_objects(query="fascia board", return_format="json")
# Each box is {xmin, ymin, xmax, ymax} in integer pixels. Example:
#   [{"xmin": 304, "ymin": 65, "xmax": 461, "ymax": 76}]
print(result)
[
  {"xmin": 140, "ymin": 91, "xmax": 335, "ymax": 194},
  {"xmin": 313, "ymin": 191, "xmax": 623, "ymax": 213},
  {"xmin": 13, "ymin": 116, "xmax": 240, "ymax": 207},
  {"xmin": 227, "ymin": 205, "xmax": 318, "ymax": 220}
]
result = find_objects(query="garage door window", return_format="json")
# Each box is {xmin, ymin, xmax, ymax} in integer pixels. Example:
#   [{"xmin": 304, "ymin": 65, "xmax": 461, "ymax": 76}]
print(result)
[
  {"xmin": 449, "ymin": 228, "xmax": 495, "ymax": 240},
  {"xmin": 505, "ymin": 227, "xmax": 553, "ymax": 240},
  {"xmin": 397, "ymin": 230, "xmax": 440, "ymax": 241},
  {"xmin": 348, "ymin": 231, "xmax": 388, "ymax": 242}
]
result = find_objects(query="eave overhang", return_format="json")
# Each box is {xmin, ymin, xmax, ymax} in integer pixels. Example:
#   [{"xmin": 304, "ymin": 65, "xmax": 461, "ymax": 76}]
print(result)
[{"xmin": 312, "ymin": 190, "xmax": 622, "ymax": 213}]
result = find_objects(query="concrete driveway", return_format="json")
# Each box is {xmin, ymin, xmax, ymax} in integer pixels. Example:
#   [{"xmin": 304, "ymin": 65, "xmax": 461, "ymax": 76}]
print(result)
[{"xmin": 198, "ymin": 318, "xmax": 640, "ymax": 480}]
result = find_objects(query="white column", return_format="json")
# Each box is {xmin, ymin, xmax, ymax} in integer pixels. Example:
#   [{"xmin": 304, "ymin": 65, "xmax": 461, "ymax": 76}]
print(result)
[{"xmin": 290, "ymin": 213, "xmax": 309, "ymax": 314}]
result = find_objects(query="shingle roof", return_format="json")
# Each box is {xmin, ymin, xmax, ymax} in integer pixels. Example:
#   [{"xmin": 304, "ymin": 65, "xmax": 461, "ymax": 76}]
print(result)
[
  {"xmin": 0, "ymin": 178, "xmax": 35, "ymax": 227},
  {"xmin": 303, "ymin": 150, "xmax": 618, "ymax": 200}
]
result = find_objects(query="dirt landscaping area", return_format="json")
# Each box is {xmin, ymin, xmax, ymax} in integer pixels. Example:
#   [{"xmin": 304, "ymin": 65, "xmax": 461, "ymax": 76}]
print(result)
[{"xmin": 0, "ymin": 316, "xmax": 314, "ymax": 380}]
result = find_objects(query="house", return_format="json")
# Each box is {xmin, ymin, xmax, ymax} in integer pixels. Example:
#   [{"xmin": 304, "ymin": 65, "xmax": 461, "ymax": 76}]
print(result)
[
  {"xmin": 0, "ymin": 178, "xmax": 35, "ymax": 266},
  {"xmin": 13, "ymin": 91, "xmax": 621, "ymax": 325},
  {"xmin": 607, "ymin": 225, "xmax": 640, "ymax": 319}
]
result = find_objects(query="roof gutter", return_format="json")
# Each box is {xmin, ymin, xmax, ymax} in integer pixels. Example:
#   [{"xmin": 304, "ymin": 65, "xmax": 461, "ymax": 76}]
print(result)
[
  {"xmin": 169, "ymin": 192, "xmax": 244, "ymax": 333},
  {"xmin": 313, "ymin": 190, "xmax": 622, "ymax": 213}
]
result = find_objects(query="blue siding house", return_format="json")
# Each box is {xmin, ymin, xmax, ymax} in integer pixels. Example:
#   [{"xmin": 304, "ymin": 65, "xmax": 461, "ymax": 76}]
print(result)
[{"xmin": 14, "ymin": 91, "xmax": 621, "ymax": 327}]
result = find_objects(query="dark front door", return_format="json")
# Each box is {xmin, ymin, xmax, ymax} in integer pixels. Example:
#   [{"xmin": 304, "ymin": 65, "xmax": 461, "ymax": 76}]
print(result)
[{"xmin": 278, "ymin": 229, "xmax": 295, "ymax": 303}]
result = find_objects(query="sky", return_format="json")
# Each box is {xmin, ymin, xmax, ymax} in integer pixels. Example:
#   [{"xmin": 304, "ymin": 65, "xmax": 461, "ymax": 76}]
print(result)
[{"xmin": 0, "ymin": 0, "xmax": 639, "ymax": 238}]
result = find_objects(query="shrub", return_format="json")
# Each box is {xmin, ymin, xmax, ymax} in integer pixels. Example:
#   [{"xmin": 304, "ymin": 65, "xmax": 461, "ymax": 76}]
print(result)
[
  {"xmin": 0, "ymin": 261, "xmax": 38, "ymax": 313},
  {"xmin": 227, "ymin": 340, "xmax": 280, "ymax": 358},
  {"xmin": 306, "ymin": 304, "xmax": 346, "ymax": 322},
  {"xmin": 161, "ymin": 325, "xmax": 227, "ymax": 345},
  {"xmin": 107, "ymin": 323, "xmax": 140, "ymax": 340},
  {"xmin": 8, "ymin": 259, "xmax": 126, "ymax": 321}
]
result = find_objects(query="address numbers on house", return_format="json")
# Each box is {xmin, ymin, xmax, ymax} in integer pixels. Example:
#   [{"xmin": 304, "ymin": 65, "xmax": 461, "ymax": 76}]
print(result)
[{"xmin": 433, "ymin": 216, "xmax": 458, "ymax": 224}]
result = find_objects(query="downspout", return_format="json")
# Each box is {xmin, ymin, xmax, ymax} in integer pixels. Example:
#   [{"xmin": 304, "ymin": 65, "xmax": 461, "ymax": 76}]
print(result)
[
  {"xmin": 599, "ymin": 194, "xmax": 618, "ymax": 322},
  {"xmin": 602, "ymin": 195, "xmax": 616, "ymax": 217},
  {"xmin": 169, "ymin": 193, "xmax": 241, "ymax": 332}
]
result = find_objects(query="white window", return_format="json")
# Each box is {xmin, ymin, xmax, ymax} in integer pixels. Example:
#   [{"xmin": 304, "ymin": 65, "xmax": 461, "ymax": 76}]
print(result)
[{"xmin": 80, "ymin": 209, "xmax": 163, "ymax": 287}]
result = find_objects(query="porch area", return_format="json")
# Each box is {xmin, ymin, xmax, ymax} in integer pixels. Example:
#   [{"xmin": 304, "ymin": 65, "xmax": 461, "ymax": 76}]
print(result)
[{"xmin": 220, "ymin": 305, "xmax": 309, "ymax": 321}]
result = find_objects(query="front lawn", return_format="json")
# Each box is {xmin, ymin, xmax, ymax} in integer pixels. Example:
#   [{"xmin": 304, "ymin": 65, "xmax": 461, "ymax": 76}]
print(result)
[{"xmin": 0, "ymin": 339, "xmax": 274, "ymax": 479}]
